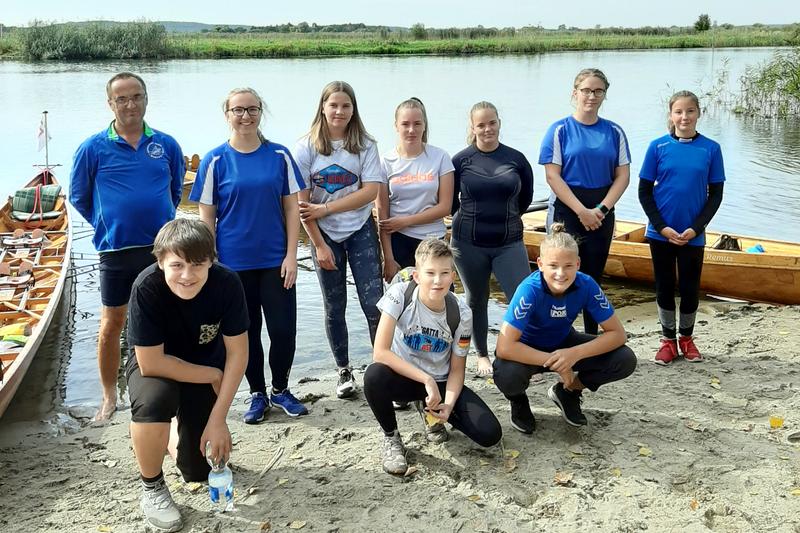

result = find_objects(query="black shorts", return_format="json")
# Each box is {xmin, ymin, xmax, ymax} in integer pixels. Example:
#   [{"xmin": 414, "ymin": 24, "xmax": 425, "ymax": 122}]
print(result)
[
  {"xmin": 126, "ymin": 357, "xmax": 217, "ymax": 482},
  {"xmin": 99, "ymin": 246, "xmax": 155, "ymax": 307}
]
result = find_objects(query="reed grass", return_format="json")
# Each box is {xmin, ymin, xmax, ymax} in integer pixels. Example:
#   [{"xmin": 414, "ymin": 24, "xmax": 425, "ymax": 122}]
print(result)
[
  {"xmin": 18, "ymin": 21, "xmax": 169, "ymax": 60},
  {"xmin": 735, "ymin": 48, "xmax": 800, "ymax": 117}
]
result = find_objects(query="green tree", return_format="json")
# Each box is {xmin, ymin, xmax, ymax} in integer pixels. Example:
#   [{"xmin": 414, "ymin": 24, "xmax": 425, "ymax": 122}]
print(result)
[
  {"xmin": 411, "ymin": 23, "xmax": 426, "ymax": 40},
  {"xmin": 694, "ymin": 14, "xmax": 711, "ymax": 32}
]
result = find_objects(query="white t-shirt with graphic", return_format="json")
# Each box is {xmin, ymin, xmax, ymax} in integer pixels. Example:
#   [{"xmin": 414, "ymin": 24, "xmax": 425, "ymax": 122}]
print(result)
[
  {"xmin": 293, "ymin": 137, "xmax": 386, "ymax": 243},
  {"xmin": 376, "ymin": 281, "xmax": 472, "ymax": 382},
  {"xmin": 381, "ymin": 144, "xmax": 455, "ymax": 240}
]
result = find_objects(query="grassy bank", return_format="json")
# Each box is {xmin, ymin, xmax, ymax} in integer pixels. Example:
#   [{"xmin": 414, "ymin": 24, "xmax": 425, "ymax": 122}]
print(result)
[{"xmin": 1, "ymin": 23, "xmax": 797, "ymax": 60}]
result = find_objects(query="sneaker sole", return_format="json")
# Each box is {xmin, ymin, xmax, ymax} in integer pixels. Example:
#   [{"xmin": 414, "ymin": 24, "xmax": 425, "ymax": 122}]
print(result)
[
  {"xmin": 141, "ymin": 504, "xmax": 183, "ymax": 533},
  {"xmin": 336, "ymin": 386, "xmax": 357, "ymax": 399},
  {"xmin": 509, "ymin": 419, "xmax": 534, "ymax": 434},
  {"xmin": 269, "ymin": 400, "xmax": 308, "ymax": 417},
  {"xmin": 243, "ymin": 414, "xmax": 267, "ymax": 425},
  {"xmin": 547, "ymin": 387, "xmax": 586, "ymax": 427},
  {"xmin": 653, "ymin": 358, "xmax": 673, "ymax": 366},
  {"xmin": 684, "ymin": 356, "xmax": 704, "ymax": 363}
]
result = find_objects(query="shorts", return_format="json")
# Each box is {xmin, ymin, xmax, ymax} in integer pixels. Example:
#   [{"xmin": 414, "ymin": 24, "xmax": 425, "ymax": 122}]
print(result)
[
  {"xmin": 99, "ymin": 246, "xmax": 155, "ymax": 307},
  {"xmin": 126, "ymin": 357, "xmax": 217, "ymax": 482}
]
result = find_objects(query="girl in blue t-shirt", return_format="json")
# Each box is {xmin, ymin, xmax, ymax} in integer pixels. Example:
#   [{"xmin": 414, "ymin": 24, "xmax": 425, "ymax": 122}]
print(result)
[
  {"xmin": 638, "ymin": 90, "xmax": 725, "ymax": 365},
  {"xmin": 295, "ymin": 81, "xmax": 385, "ymax": 400},
  {"xmin": 539, "ymin": 68, "xmax": 631, "ymax": 335},
  {"xmin": 493, "ymin": 223, "xmax": 636, "ymax": 433},
  {"xmin": 190, "ymin": 87, "xmax": 309, "ymax": 424}
]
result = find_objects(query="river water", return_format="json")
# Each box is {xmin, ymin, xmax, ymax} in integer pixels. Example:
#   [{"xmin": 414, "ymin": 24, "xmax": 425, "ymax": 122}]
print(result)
[{"xmin": 1, "ymin": 48, "xmax": 798, "ymax": 419}]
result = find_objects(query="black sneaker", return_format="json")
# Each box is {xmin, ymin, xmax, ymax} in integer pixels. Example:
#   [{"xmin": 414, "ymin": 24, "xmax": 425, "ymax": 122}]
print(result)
[
  {"xmin": 509, "ymin": 397, "xmax": 536, "ymax": 434},
  {"xmin": 336, "ymin": 367, "xmax": 357, "ymax": 399},
  {"xmin": 547, "ymin": 383, "xmax": 588, "ymax": 426}
]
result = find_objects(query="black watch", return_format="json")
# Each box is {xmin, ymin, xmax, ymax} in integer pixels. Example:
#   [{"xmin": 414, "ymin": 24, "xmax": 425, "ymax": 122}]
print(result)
[{"xmin": 596, "ymin": 203, "xmax": 610, "ymax": 215}]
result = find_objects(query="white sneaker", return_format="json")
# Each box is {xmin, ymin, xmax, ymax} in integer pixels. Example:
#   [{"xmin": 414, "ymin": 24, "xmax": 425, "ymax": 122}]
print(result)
[
  {"xmin": 336, "ymin": 367, "xmax": 357, "ymax": 399},
  {"xmin": 141, "ymin": 478, "xmax": 183, "ymax": 532},
  {"xmin": 381, "ymin": 430, "xmax": 408, "ymax": 475}
]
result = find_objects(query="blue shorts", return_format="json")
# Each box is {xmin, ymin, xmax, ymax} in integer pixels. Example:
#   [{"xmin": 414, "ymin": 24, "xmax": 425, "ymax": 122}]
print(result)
[{"xmin": 99, "ymin": 246, "xmax": 155, "ymax": 307}]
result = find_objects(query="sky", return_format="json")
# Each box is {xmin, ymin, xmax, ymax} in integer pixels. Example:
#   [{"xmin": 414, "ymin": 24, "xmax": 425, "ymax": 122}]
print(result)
[{"xmin": 2, "ymin": 0, "xmax": 798, "ymax": 29}]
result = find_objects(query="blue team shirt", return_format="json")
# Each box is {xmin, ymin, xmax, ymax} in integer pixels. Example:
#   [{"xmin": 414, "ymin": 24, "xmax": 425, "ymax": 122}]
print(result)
[
  {"xmin": 539, "ymin": 116, "xmax": 631, "ymax": 189},
  {"xmin": 504, "ymin": 271, "xmax": 615, "ymax": 350},
  {"xmin": 69, "ymin": 122, "xmax": 184, "ymax": 252},
  {"xmin": 189, "ymin": 141, "xmax": 305, "ymax": 271},
  {"xmin": 639, "ymin": 133, "xmax": 725, "ymax": 247}
]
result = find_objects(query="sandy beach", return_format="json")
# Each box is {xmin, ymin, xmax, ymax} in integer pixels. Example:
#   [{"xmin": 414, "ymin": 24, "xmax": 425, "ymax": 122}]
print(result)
[{"xmin": 1, "ymin": 299, "xmax": 799, "ymax": 533}]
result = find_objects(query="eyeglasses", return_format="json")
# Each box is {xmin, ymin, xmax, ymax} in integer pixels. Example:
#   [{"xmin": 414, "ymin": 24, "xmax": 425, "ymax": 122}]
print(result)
[
  {"xmin": 226, "ymin": 106, "xmax": 262, "ymax": 117},
  {"xmin": 578, "ymin": 88, "xmax": 606, "ymax": 97},
  {"xmin": 112, "ymin": 94, "xmax": 146, "ymax": 106}
]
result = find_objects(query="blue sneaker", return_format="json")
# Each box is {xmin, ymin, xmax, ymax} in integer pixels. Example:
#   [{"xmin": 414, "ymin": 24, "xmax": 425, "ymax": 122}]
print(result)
[
  {"xmin": 243, "ymin": 392, "xmax": 269, "ymax": 424},
  {"xmin": 269, "ymin": 389, "xmax": 309, "ymax": 417}
]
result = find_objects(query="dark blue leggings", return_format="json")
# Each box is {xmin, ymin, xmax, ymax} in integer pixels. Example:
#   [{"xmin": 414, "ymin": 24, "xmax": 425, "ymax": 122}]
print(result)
[
  {"xmin": 312, "ymin": 219, "xmax": 383, "ymax": 368},
  {"xmin": 363, "ymin": 362, "xmax": 502, "ymax": 448}
]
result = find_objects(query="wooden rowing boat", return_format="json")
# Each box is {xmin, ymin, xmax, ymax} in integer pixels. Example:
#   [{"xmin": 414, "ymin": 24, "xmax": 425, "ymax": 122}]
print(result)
[
  {"xmin": 0, "ymin": 170, "xmax": 71, "ymax": 418},
  {"xmin": 181, "ymin": 153, "xmax": 200, "ymax": 203},
  {"xmin": 520, "ymin": 210, "xmax": 800, "ymax": 305}
]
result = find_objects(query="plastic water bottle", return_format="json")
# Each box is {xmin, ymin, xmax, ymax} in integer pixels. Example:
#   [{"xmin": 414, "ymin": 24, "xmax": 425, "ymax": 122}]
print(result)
[{"xmin": 206, "ymin": 445, "xmax": 234, "ymax": 512}]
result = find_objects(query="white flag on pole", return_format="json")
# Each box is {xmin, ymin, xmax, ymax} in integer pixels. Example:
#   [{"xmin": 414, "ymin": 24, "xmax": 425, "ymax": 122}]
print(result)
[{"xmin": 37, "ymin": 115, "xmax": 51, "ymax": 151}]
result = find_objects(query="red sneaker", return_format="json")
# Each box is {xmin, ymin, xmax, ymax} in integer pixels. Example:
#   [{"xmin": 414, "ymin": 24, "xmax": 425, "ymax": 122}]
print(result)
[
  {"xmin": 654, "ymin": 338, "xmax": 678, "ymax": 366},
  {"xmin": 679, "ymin": 336, "xmax": 703, "ymax": 362}
]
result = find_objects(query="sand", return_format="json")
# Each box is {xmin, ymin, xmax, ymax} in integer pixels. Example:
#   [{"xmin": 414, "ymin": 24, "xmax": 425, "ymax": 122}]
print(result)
[{"xmin": 1, "ymin": 300, "xmax": 799, "ymax": 533}]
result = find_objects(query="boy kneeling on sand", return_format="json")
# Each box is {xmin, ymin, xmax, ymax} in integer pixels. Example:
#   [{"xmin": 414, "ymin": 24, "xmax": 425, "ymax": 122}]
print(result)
[
  {"xmin": 364, "ymin": 238, "xmax": 502, "ymax": 475},
  {"xmin": 494, "ymin": 223, "xmax": 637, "ymax": 434},
  {"xmin": 126, "ymin": 219, "xmax": 249, "ymax": 532}
]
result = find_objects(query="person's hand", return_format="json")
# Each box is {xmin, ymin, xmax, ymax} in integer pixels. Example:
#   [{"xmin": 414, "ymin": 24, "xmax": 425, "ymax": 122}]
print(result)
[
  {"xmin": 678, "ymin": 228, "xmax": 697, "ymax": 243},
  {"xmin": 578, "ymin": 207, "xmax": 603, "ymax": 231},
  {"xmin": 299, "ymin": 200, "xmax": 328, "ymax": 222},
  {"xmin": 544, "ymin": 348, "xmax": 579, "ymax": 374},
  {"xmin": 660, "ymin": 226, "xmax": 687, "ymax": 246},
  {"xmin": 424, "ymin": 378, "xmax": 441, "ymax": 410},
  {"xmin": 378, "ymin": 216, "xmax": 409, "ymax": 234},
  {"xmin": 314, "ymin": 243, "xmax": 337, "ymax": 271},
  {"xmin": 281, "ymin": 256, "xmax": 298, "ymax": 289},
  {"xmin": 382, "ymin": 258, "xmax": 400, "ymax": 282},
  {"xmin": 200, "ymin": 417, "xmax": 232, "ymax": 467},
  {"xmin": 427, "ymin": 402, "xmax": 453, "ymax": 423},
  {"xmin": 209, "ymin": 367, "xmax": 223, "ymax": 396}
]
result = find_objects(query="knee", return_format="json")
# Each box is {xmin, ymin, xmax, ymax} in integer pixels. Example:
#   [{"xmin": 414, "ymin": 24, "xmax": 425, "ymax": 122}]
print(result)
[
  {"xmin": 475, "ymin": 416, "xmax": 503, "ymax": 448},
  {"xmin": 492, "ymin": 357, "xmax": 529, "ymax": 396},
  {"xmin": 99, "ymin": 307, "xmax": 126, "ymax": 337},
  {"xmin": 614, "ymin": 346, "xmax": 638, "ymax": 379},
  {"xmin": 363, "ymin": 363, "xmax": 392, "ymax": 396},
  {"xmin": 130, "ymin": 383, "xmax": 179, "ymax": 423}
]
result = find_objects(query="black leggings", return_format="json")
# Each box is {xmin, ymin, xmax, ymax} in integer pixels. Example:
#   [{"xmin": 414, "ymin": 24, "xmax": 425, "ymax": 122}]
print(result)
[
  {"xmin": 493, "ymin": 329, "xmax": 636, "ymax": 397},
  {"xmin": 390, "ymin": 232, "xmax": 423, "ymax": 269},
  {"xmin": 237, "ymin": 267, "xmax": 297, "ymax": 393},
  {"xmin": 648, "ymin": 239, "xmax": 704, "ymax": 337},
  {"xmin": 127, "ymin": 358, "xmax": 216, "ymax": 482},
  {"xmin": 363, "ymin": 362, "xmax": 502, "ymax": 448},
  {"xmin": 553, "ymin": 186, "xmax": 614, "ymax": 335}
]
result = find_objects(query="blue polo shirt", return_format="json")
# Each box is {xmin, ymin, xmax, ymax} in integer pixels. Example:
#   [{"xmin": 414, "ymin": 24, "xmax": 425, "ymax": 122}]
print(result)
[
  {"xmin": 504, "ymin": 271, "xmax": 615, "ymax": 350},
  {"xmin": 539, "ymin": 116, "xmax": 631, "ymax": 189},
  {"xmin": 639, "ymin": 133, "xmax": 725, "ymax": 247},
  {"xmin": 190, "ymin": 141, "xmax": 305, "ymax": 271},
  {"xmin": 69, "ymin": 122, "xmax": 184, "ymax": 252}
]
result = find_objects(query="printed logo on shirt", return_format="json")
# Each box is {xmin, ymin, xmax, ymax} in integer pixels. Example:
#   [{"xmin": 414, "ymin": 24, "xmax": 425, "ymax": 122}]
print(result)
[
  {"xmin": 550, "ymin": 305, "xmax": 567, "ymax": 318},
  {"xmin": 312, "ymin": 164, "xmax": 358, "ymax": 194},
  {"xmin": 391, "ymin": 171, "xmax": 435, "ymax": 186},
  {"xmin": 385, "ymin": 291, "xmax": 402, "ymax": 306},
  {"xmin": 198, "ymin": 322, "xmax": 220, "ymax": 345},
  {"xmin": 513, "ymin": 296, "xmax": 531, "ymax": 320},
  {"xmin": 146, "ymin": 142, "xmax": 165, "ymax": 159},
  {"xmin": 457, "ymin": 335, "xmax": 471, "ymax": 350},
  {"xmin": 594, "ymin": 291, "xmax": 610, "ymax": 309},
  {"xmin": 403, "ymin": 325, "xmax": 449, "ymax": 353}
]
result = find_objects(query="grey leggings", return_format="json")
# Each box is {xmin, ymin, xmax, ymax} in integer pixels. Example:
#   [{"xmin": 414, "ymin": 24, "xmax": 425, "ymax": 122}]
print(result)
[{"xmin": 451, "ymin": 236, "xmax": 531, "ymax": 357}]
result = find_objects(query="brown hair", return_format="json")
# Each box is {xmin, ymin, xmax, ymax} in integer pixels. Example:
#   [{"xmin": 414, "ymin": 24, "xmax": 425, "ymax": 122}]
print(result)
[
  {"xmin": 415, "ymin": 238, "xmax": 454, "ymax": 267},
  {"xmin": 466, "ymin": 101, "xmax": 499, "ymax": 145},
  {"xmin": 395, "ymin": 97, "xmax": 429, "ymax": 144},
  {"xmin": 667, "ymin": 90, "xmax": 701, "ymax": 134},
  {"xmin": 223, "ymin": 87, "xmax": 270, "ymax": 144},
  {"xmin": 541, "ymin": 222, "xmax": 579, "ymax": 257},
  {"xmin": 153, "ymin": 219, "xmax": 217, "ymax": 264},
  {"xmin": 307, "ymin": 80, "xmax": 373, "ymax": 156},
  {"xmin": 573, "ymin": 68, "xmax": 610, "ymax": 90},
  {"xmin": 106, "ymin": 72, "xmax": 147, "ymax": 99}
]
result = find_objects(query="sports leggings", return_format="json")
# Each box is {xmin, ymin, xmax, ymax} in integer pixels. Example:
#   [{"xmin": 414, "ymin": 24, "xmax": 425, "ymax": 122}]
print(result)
[
  {"xmin": 363, "ymin": 362, "xmax": 502, "ymax": 447},
  {"xmin": 648, "ymin": 239, "xmax": 704, "ymax": 337},
  {"xmin": 450, "ymin": 236, "xmax": 531, "ymax": 357}
]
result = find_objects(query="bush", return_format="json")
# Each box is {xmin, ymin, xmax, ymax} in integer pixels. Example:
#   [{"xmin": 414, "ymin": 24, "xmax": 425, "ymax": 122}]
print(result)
[
  {"xmin": 19, "ymin": 21, "xmax": 168, "ymax": 60},
  {"xmin": 694, "ymin": 14, "xmax": 711, "ymax": 32}
]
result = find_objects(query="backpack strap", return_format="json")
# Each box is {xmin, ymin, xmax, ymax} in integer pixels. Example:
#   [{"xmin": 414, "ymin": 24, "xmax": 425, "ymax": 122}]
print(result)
[{"xmin": 400, "ymin": 277, "xmax": 461, "ymax": 338}]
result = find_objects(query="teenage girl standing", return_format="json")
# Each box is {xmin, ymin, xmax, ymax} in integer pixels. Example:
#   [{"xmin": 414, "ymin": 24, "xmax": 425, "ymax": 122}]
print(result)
[
  {"xmin": 639, "ymin": 90, "xmax": 725, "ymax": 365},
  {"xmin": 191, "ymin": 87, "xmax": 308, "ymax": 424},
  {"xmin": 294, "ymin": 81, "xmax": 385, "ymax": 398},
  {"xmin": 539, "ymin": 68, "xmax": 631, "ymax": 335},
  {"xmin": 377, "ymin": 97, "xmax": 454, "ymax": 281},
  {"xmin": 451, "ymin": 101, "xmax": 534, "ymax": 376}
]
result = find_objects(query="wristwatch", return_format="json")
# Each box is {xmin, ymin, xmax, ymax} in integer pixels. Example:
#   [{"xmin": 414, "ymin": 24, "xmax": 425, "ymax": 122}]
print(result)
[{"xmin": 596, "ymin": 203, "xmax": 610, "ymax": 215}]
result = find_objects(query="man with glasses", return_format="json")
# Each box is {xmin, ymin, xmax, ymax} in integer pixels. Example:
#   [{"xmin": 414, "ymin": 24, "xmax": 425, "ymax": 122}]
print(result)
[{"xmin": 70, "ymin": 72, "xmax": 185, "ymax": 421}]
